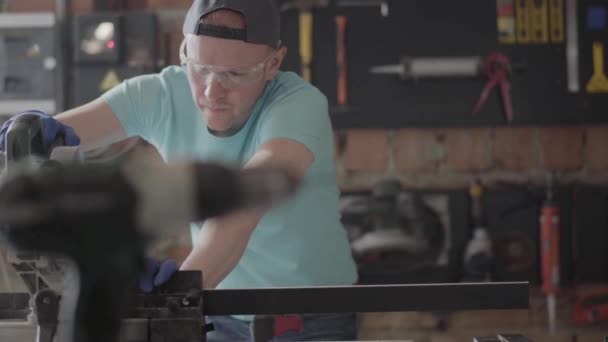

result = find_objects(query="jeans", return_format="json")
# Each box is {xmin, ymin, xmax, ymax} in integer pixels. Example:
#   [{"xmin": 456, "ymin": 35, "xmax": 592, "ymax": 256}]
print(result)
[{"xmin": 205, "ymin": 313, "xmax": 358, "ymax": 341}]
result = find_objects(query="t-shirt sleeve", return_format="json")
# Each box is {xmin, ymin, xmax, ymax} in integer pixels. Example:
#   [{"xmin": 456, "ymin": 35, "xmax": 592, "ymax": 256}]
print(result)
[
  {"xmin": 258, "ymin": 86, "xmax": 331, "ymax": 158},
  {"xmin": 100, "ymin": 73, "xmax": 172, "ymax": 143}
]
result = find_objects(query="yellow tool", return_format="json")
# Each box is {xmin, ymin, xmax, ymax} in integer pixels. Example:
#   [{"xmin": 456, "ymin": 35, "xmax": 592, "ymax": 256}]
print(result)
[
  {"xmin": 299, "ymin": 11, "xmax": 313, "ymax": 82},
  {"xmin": 528, "ymin": 0, "xmax": 549, "ymax": 43},
  {"xmin": 549, "ymin": 0, "xmax": 564, "ymax": 43},
  {"xmin": 516, "ymin": 0, "xmax": 530, "ymax": 43},
  {"xmin": 99, "ymin": 69, "xmax": 121, "ymax": 92},
  {"xmin": 586, "ymin": 41, "xmax": 608, "ymax": 93},
  {"xmin": 497, "ymin": 0, "xmax": 516, "ymax": 44}
]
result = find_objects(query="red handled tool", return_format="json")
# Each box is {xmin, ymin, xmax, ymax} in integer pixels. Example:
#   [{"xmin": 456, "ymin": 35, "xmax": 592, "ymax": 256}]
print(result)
[
  {"xmin": 473, "ymin": 51, "xmax": 514, "ymax": 123},
  {"xmin": 335, "ymin": 15, "xmax": 348, "ymax": 107},
  {"xmin": 573, "ymin": 288, "xmax": 608, "ymax": 324}
]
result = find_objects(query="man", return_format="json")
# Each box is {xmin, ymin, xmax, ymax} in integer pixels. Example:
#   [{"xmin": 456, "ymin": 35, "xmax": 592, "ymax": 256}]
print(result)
[{"xmin": 0, "ymin": 0, "xmax": 359, "ymax": 340}]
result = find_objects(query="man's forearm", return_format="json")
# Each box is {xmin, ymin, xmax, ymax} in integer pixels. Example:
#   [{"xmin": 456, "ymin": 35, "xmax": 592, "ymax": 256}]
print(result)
[
  {"xmin": 179, "ymin": 138, "xmax": 312, "ymax": 288},
  {"xmin": 179, "ymin": 207, "xmax": 266, "ymax": 288},
  {"xmin": 55, "ymin": 98, "xmax": 127, "ymax": 150}
]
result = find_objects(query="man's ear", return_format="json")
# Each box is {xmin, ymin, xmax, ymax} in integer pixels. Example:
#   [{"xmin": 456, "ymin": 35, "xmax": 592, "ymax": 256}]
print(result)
[{"xmin": 266, "ymin": 46, "xmax": 288, "ymax": 80}]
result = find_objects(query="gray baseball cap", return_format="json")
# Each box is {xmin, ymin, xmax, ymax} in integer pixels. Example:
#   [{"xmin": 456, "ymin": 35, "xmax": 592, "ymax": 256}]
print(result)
[{"xmin": 183, "ymin": 0, "xmax": 281, "ymax": 47}]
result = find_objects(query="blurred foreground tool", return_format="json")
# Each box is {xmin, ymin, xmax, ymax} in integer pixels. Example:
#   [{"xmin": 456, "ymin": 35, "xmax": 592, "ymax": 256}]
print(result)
[
  {"xmin": 0, "ymin": 161, "xmax": 299, "ymax": 233},
  {"xmin": 0, "ymin": 114, "xmax": 298, "ymax": 342},
  {"xmin": 540, "ymin": 174, "xmax": 560, "ymax": 334}
]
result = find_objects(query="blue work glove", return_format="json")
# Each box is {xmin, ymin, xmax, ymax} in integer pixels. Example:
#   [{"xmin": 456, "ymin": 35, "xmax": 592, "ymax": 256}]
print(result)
[
  {"xmin": 139, "ymin": 257, "xmax": 178, "ymax": 293},
  {"xmin": 0, "ymin": 110, "xmax": 80, "ymax": 152}
]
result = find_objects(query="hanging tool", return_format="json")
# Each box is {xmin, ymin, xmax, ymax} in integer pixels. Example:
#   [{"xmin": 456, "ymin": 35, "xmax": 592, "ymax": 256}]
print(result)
[
  {"xmin": 540, "ymin": 174, "xmax": 560, "ymax": 334},
  {"xmin": 566, "ymin": 0, "xmax": 579, "ymax": 92},
  {"xmin": 370, "ymin": 52, "xmax": 517, "ymax": 122},
  {"xmin": 335, "ymin": 15, "xmax": 347, "ymax": 106},
  {"xmin": 472, "ymin": 51, "xmax": 514, "ymax": 123},
  {"xmin": 279, "ymin": 1, "xmax": 315, "ymax": 82},
  {"xmin": 497, "ymin": 0, "xmax": 517, "ymax": 44},
  {"xmin": 586, "ymin": 41, "xmax": 608, "ymax": 92},
  {"xmin": 549, "ymin": 0, "xmax": 564, "ymax": 43},
  {"xmin": 516, "ymin": 0, "xmax": 531, "ymax": 43},
  {"xmin": 463, "ymin": 178, "xmax": 493, "ymax": 282},
  {"xmin": 528, "ymin": 0, "xmax": 549, "ymax": 43},
  {"xmin": 334, "ymin": 14, "xmax": 353, "ymax": 111},
  {"xmin": 299, "ymin": 9, "xmax": 313, "ymax": 82},
  {"xmin": 281, "ymin": 0, "xmax": 389, "ymax": 83},
  {"xmin": 369, "ymin": 56, "xmax": 483, "ymax": 80}
]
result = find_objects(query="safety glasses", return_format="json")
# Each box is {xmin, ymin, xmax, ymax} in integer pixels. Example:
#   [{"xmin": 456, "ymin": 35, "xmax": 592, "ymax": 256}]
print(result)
[{"xmin": 179, "ymin": 39, "xmax": 272, "ymax": 89}]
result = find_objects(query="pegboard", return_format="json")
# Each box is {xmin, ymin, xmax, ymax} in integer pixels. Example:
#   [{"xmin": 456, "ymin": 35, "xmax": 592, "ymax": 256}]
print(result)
[{"xmin": 278, "ymin": 0, "xmax": 608, "ymax": 128}]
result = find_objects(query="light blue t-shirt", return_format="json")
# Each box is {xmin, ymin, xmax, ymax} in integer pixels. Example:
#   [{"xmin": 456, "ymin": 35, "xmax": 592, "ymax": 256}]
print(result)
[{"xmin": 101, "ymin": 66, "xmax": 358, "ymax": 292}]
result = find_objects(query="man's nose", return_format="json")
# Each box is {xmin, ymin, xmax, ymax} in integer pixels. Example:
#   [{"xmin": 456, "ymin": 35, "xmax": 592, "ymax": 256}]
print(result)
[{"xmin": 204, "ymin": 73, "xmax": 227, "ymax": 100}]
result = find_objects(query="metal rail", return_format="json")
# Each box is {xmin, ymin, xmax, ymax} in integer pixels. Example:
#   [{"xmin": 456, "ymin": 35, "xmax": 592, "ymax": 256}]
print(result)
[{"xmin": 204, "ymin": 282, "xmax": 529, "ymax": 315}]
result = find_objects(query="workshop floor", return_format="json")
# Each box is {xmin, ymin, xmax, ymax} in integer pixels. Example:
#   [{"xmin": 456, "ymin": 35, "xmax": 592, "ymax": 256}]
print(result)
[
  {"xmin": 0, "ymin": 307, "xmax": 605, "ymax": 342},
  {"xmin": 358, "ymin": 290, "xmax": 608, "ymax": 341},
  {"xmin": 0, "ymin": 323, "xmax": 36, "ymax": 341},
  {"xmin": 2, "ymin": 274, "xmax": 607, "ymax": 341}
]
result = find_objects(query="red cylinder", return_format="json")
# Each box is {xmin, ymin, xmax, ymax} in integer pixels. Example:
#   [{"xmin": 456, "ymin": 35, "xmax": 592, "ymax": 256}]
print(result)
[{"xmin": 540, "ymin": 204, "xmax": 560, "ymax": 294}]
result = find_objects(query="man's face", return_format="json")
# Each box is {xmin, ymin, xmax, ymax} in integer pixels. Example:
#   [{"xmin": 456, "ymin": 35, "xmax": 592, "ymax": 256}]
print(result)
[{"xmin": 184, "ymin": 35, "xmax": 284, "ymax": 134}]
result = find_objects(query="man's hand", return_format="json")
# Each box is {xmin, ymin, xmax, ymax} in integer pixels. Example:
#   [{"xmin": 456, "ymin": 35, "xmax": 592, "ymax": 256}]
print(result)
[
  {"xmin": 139, "ymin": 257, "xmax": 178, "ymax": 293},
  {"xmin": 0, "ymin": 110, "xmax": 80, "ymax": 152}
]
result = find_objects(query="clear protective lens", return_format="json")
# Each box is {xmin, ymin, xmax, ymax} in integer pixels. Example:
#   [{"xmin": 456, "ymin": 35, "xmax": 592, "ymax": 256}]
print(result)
[{"xmin": 179, "ymin": 39, "xmax": 269, "ymax": 89}]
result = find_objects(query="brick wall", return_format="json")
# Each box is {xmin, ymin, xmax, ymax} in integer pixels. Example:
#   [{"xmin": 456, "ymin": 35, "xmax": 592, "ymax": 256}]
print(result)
[{"xmin": 337, "ymin": 125, "xmax": 608, "ymax": 190}]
